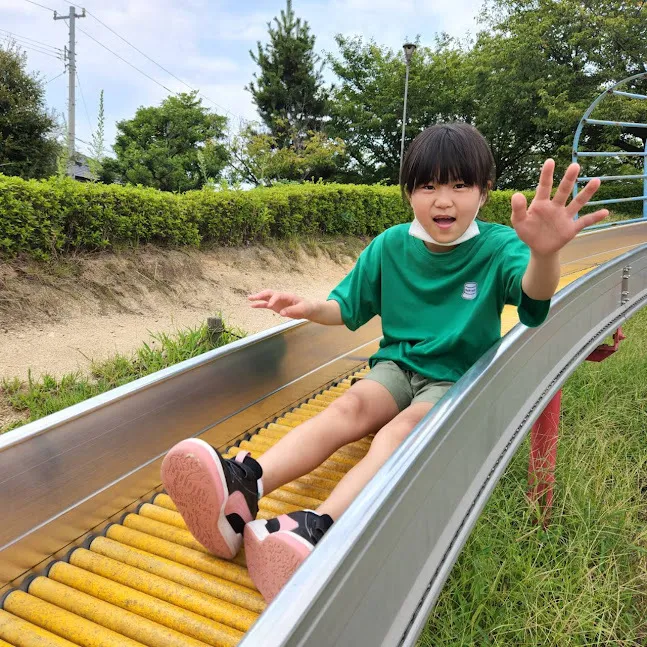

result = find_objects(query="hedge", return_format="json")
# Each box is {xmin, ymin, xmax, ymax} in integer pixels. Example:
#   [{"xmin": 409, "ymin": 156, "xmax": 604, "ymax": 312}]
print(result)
[{"xmin": 0, "ymin": 173, "xmax": 640, "ymax": 258}]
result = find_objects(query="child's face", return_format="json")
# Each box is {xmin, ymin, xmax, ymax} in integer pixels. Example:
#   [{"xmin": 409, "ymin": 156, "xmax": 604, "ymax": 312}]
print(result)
[{"xmin": 410, "ymin": 180, "xmax": 484, "ymax": 251}]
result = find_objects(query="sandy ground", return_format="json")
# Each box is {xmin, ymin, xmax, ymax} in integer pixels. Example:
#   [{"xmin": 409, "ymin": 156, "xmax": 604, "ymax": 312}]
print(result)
[{"xmin": 0, "ymin": 243, "xmax": 360, "ymax": 385}]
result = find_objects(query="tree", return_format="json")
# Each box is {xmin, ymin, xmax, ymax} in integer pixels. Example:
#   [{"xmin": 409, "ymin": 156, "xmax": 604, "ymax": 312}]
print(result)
[
  {"xmin": 106, "ymin": 91, "xmax": 229, "ymax": 192},
  {"xmin": 0, "ymin": 42, "xmax": 60, "ymax": 179},
  {"xmin": 88, "ymin": 89, "xmax": 105, "ymax": 181},
  {"xmin": 467, "ymin": 0, "xmax": 647, "ymax": 187},
  {"xmin": 247, "ymin": 0, "xmax": 328, "ymax": 148},
  {"xmin": 228, "ymin": 124, "xmax": 345, "ymax": 186},
  {"xmin": 327, "ymin": 35, "xmax": 472, "ymax": 184}
]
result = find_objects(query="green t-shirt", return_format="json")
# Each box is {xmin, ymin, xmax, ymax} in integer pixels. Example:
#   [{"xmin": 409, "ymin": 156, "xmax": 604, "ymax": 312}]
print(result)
[{"xmin": 328, "ymin": 220, "xmax": 551, "ymax": 383}]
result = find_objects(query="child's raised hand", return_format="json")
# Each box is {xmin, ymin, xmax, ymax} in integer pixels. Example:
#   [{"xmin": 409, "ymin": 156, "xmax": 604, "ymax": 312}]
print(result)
[
  {"xmin": 511, "ymin": 160, "xmax": 609, "ymax": 257},
  {"xmin": 248, "ymin": 290, "xmax": 314, "ymax": 319}
]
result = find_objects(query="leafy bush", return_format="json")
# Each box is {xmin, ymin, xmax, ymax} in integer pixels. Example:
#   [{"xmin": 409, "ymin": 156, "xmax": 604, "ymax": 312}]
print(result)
[{"xmin": 0, "ymin": 173, "xmax": 641, "ymax": 258}]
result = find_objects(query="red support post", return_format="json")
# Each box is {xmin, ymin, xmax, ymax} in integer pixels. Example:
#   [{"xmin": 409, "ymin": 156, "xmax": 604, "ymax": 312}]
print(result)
[
  {"xmin": 526, "ymin": 326, "xmax": 626, "ymax": 524},
  {"xmin": 527, "ymin": 390, "xmax": 562, "ymax": 524}
]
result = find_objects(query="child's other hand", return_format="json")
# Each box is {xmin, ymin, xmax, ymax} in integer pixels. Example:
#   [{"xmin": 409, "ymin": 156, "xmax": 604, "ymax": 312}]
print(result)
[
  {"xmin": 248, "ymin": 290, "xmax": 314, "ymax": 319},
  {"xmin": 511, "ymin": 160, "xmax": 609, "ymax": 257}
]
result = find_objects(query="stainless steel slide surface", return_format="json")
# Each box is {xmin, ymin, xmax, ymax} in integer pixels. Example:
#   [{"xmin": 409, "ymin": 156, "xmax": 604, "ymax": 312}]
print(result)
[
  {"xmin": 1, "ymin": 221, "xmax": 646, "ymax": 645},
  {"xmin": 240, "ymin": 234, "xmax": 647, "ymax": 646}
]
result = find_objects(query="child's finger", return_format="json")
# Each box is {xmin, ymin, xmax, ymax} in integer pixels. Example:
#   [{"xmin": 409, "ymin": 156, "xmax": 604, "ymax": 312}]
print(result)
[
  {"xmin": 574, "ymin": 209, "xmax": 609, "ymax": 233},
  {"xmin": 552, "ymin": 163, "xmax": 579, "ymax": 206},
  {"xmin": 567, "ymin": 177, "xmax": 601, "ymax": 216},
  {"xmin": 510, "ymin": 192, "xmax": 528, "ymax": 224},
  {"xmin": 248, "ymin": 290, "xmax": 273, "ymax": 301},
  {"xmin": 267, "ymin": 293, "xmax": 282, "ymax": 310},
  {"xmin": 535, "ymin": 159, "xmax": 555, "ymax": 201}
]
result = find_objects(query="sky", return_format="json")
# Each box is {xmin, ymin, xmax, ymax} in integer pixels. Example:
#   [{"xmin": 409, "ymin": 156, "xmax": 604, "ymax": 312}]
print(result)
[{"xmin": 0, "ymin": 0, "xmax": 485, "ymax": 158}]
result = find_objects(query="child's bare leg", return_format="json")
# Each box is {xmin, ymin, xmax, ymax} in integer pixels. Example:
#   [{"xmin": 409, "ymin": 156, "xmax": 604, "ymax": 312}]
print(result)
[
  {"xmin": 258, "ymin": 379, "xmax": 399, "ymax": 494},
  {"xmin": 316, "ymin": 401, "xmax": 433, "ymax": 519}
]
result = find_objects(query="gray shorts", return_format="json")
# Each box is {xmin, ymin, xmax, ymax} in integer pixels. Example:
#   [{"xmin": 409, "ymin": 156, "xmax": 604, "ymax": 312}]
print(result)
[{"xmin": 355, "ymin": 360, "xmax": 454, "ymax": 412}]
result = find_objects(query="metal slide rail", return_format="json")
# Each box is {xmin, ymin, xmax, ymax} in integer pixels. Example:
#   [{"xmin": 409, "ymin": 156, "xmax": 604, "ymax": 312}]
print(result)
[
  {"xmin": 0, "ymin": 223, "xmax": 645, "ymax": 641},
  {"xmin": 240, "ymin": 243, "xmax": 647, "ymax": 647},
  {"xmin": 573, "ymin": 71, "xmax": 647, "ymax": 224},
  {"xmin": 0, "ymin": 317, "xmax": 383, "ymax": 587}
]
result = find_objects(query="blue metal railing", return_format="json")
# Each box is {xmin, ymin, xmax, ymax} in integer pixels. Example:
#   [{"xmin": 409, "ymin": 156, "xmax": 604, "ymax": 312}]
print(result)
[{"xmin": 572, "ymin": 72, "xmax": 647, "ymax": 224}]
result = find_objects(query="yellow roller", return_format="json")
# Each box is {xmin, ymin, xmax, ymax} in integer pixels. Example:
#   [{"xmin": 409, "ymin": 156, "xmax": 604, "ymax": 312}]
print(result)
[
  {"xmin": 299, "ymin": 403, "xmax": 326, "ymax": 413},
  {"xmin": 270, "ymin": 480, "xmax": 328, "ymax": 502},
  {"xmin": 138, "ymin": 503, "xmax": 189, "ymax": 529},
  {"xmin": 104, "ymin": 523, "xmax": 255, "ymax": 589},
  {"xmin": 123, "ymin": 513, "xmax": 214, "ymax": 554},
  {"xmin": 260, "ymin": 487, "xmax": 323, "ymax": 509},
  {"xmin": 27, "ymin": 576, "xmax": 210, "ymax": 647},
  {"xmin": 258, "ymin": 425, "xmax": 372, "ymax": 455},
  {"xmin": 87, "ymin": 536, "xmax": 264, "ymax": 613},
  {"xmin": 246, "ymin": 436, "xmax": 360, "ymax": 467},
  {"xmin": 0, "ymin": 640, "xmax": 11, "ymax": 647},
  {"xmin": 0, "ymin": 609, "xmax": 78, "ymax": 647},
  {"xmin": 65, "ymin": 549, "xmax": 257, "ymax": 632},
  {"xmin": 256, "ymin": 498, "xmax": 300, "ymax": 516},
  {"xmin": 3, "ymin": 590, "xmax": 145, "ymax": 647},
  {"xmin": 47, "ymin": 561, "xmax": 242, "ymax": 646}
]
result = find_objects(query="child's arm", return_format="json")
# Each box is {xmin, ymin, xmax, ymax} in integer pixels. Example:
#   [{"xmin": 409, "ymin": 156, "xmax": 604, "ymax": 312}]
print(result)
[
  {"xmin": 511, "ymin": 159, "xmax": 609, "ymax": 301},
  {"xmin": 248, "ymin": 290, "xmax": 344, "ymax": 325}
]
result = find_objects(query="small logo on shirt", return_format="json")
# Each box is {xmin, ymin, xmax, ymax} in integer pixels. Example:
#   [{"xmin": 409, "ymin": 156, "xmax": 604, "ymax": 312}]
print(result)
[{"xmin": 462, "ymin": 282, "xmax": 478, "ymax": 300}]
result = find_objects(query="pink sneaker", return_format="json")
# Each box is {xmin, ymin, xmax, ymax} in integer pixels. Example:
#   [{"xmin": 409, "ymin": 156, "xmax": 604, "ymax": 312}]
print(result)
[
  {"xmin": 161, "ymin": 438, "xmax": 262, "ymax": 559},
  {"xmin": 244, "ymin": 510, "xmax": 333, "ymax": 602}
]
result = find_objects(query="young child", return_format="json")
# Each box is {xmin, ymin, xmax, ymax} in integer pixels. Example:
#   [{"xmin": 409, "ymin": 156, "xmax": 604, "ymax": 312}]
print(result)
[{"xmin": 161, "ymin": 123, "xmax": 607, "ymax": 603}]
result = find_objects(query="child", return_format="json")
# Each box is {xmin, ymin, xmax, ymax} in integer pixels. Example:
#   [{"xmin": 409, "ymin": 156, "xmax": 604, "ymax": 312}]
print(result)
[{"xmin": 161, "ymin": 123, "xmax": 607, "ymax": 603}]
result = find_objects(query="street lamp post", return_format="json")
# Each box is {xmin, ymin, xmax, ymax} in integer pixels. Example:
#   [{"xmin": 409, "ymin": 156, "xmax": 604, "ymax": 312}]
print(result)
[{"xmin": 399, "ymin": 42, "xmax": 417, "ymax": 175}]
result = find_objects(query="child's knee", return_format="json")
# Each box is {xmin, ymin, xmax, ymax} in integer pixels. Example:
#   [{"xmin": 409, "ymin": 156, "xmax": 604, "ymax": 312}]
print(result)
[
  {"xmin": 372, "ymin": 419, "xmax": 416, "ymax": 452},
  {"xmin": 372, "ymin": 405, "xmax": 431, "ymax": 449},
  {"xmin": 327, "ymin": 390, "xmax": 366, "ymax": 423}
]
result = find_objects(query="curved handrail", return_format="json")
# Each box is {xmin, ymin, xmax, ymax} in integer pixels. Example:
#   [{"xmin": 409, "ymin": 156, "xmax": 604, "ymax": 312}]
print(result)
[
  {"xmin": 240, "ymin": 242, "xmax": 647, "ymax": 647},
  {"xmin": 572, "ymin": 72, "xmax": 647, "ymax": 223}
]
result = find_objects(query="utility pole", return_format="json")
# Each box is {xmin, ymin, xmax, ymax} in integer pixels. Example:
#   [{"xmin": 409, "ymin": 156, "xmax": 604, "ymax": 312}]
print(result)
[{"xmin": 54, "ymin": 6, "xmax": 86, "ymax": 176}]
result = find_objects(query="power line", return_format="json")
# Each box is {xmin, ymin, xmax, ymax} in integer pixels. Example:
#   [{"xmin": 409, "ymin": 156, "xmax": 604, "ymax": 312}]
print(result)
[
  {"xmin": 76, "ymin": 70, "xmax": 93, "ymax": 133},
  {"xmin": 0, "ymin": 28, "xmax": 63, "ymax": 53},
  {"xmin": 75, "ymin": 25, "xmax": 177, "ymax": 95},
  {"xmin": 0, "ymin": 36, "xmax": 62, "ymax": 59},
  {"xmin": 65, "ymin": 1, "xmax": 241, "ymax": 120},
  {"xmin": 21, "ymin": 0, "xmax": 56, "ymax": 13},
  {"xmin": 86, "ymin": 9, "xmax": 236, "ymax": 118},
  {"xmin": 45, "ymin": 70, "xmax": 66, "ymax": 84},
  {"xmin": 0, "ymin": 37, "xmax": 60, "ymax": 58}
]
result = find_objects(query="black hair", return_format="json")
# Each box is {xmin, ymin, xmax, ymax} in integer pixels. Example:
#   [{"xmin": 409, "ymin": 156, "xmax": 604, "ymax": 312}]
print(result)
[{"xmin": 400, "ymin": 122, "xmax": 495, "ymax": 198}]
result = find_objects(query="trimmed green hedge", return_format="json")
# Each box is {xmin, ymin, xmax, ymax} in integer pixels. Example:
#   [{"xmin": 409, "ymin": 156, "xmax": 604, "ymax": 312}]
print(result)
[{"xmin": 0, "ymin": 173, "xmax": 639, "ymax": 258}]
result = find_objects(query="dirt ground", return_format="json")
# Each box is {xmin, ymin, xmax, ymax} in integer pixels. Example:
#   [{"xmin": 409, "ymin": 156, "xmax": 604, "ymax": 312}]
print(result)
[{"xmin": 0, "ymin": 241, "xmax": 363, "ymax": 387}]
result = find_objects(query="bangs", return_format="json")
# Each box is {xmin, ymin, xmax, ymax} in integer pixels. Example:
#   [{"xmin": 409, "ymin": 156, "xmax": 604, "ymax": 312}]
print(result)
[{"xmin": 400, "ymin": 123, "xmax": 495, "ymax": 196}]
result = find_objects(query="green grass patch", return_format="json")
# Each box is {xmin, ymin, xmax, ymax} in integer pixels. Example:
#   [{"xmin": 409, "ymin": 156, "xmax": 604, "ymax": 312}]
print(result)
[
  {"xmin": 603, "ymin": 210, "xmax": 643, "ymax": 225},
  {"xmin": 421, "ymin": 308, "xmax": 647, "ymax": 645},
  {"xmin": 0, "ymin": 321, "xmax": 245, "ymax": 434}
]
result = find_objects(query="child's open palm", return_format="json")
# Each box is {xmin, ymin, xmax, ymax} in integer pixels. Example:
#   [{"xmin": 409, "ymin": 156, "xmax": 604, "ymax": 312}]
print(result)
[
  {"xmin": 248, "ymin": 290, "xmax": 314, "ymax": 319},
  {"xmin": 511, "ymin": 160, "xmax": 609, "ymax": 257}
]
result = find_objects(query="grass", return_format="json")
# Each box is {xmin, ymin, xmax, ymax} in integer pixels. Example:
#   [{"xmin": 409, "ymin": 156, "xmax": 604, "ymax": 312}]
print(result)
[
  {"xmin": 602, "ymin": 211, "xmax": 643, "ymax": 224},
  {"xmin": 0, "ymin": 321, "xmax": 245, "ymax": 434},
  {"xmin": 420, "ymin": 308, "xmax": 647, "ymax": 645}
]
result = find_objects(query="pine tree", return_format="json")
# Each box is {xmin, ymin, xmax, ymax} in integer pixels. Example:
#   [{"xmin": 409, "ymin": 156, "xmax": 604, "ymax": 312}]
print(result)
[{"xmin": 247, "ymin": 0, "xmax": 327, "ymax": 148}]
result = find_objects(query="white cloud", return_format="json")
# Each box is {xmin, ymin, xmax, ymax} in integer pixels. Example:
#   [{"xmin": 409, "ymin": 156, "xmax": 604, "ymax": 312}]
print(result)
[{"xmin": 1, "ymin": 0, "xmax": 483, "ymax": 157}]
